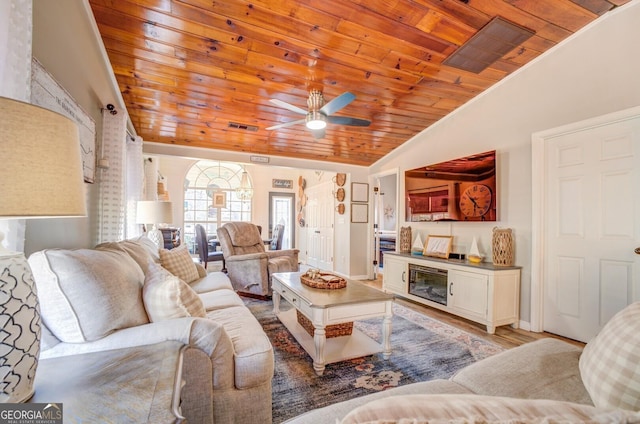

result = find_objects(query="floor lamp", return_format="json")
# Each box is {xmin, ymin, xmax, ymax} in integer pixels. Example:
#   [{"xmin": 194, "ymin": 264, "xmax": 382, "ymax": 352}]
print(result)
[
  {"xmin": 0, "ymin": 96, "xmax": 87, "ymax": 402},
  {"xmin": 137, "ymin": 201, "xmax": 174, "ymax": 249}
]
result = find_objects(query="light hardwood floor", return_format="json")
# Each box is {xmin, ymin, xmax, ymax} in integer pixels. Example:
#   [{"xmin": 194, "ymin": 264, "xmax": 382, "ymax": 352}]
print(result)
[{"xmin": 360, "ymin": 276, "xmax": 585, "ymax": 350}]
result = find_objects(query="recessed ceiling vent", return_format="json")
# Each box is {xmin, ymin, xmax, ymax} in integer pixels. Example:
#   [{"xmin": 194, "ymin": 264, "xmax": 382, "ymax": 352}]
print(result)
[
  {"xmin": 443, "ymin": 16, "xmax": 535, "ymax": 74},
  {"xmin": 228, "ymin": 121, "xmax": 259, "ymax": 131}
]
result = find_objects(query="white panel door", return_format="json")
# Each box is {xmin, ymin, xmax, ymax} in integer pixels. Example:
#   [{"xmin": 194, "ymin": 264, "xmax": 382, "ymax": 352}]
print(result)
[
  {"xmin": 305, "ymin": 182, "xmax": 334, "ymax": 271},
  {"xmin": 544, "ymin": 116, "xmax": 640, "ymax": 342}
]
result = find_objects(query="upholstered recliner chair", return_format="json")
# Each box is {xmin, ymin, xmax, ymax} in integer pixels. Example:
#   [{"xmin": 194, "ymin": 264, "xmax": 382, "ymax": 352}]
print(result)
[{"xmin": 217, "ymin": 222, "xmax": 299, "ymax": 297}]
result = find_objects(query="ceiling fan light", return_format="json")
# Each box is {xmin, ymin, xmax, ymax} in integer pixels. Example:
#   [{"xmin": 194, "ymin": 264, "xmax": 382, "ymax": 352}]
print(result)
[{"xmin": 306, "ymin": 111, "xmax": 327, "ymax": 130}]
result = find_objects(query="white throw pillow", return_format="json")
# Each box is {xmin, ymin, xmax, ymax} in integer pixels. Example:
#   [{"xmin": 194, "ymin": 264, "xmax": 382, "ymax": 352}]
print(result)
[
  {"xmin": 159, "ymin": 244, "xmax": 200, "ymax": 284},
  {"xmin": 579, "ymin": 301, "xmax": 640, "ymax": 411},
  {"xmin": 143, "ymin": 262, "xmax": 206, "ymax": 322},
  {"xmin": 96, "ymin": 234, "xmax": 160, "ymax": 273},
  {"xmin": 28, "ymin": 248, "xmax": 149, "ymax": 343}
]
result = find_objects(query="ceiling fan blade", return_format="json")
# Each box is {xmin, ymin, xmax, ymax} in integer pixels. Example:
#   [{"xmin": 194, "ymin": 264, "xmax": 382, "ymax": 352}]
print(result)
[
  {"xmin": 319, "ymin": 92, "xmax": 355, "ymax": 116},
  {"xmin": 310, "ymin": 128, "xmax": 326, "ymax": 139},
  {"xmin": 269, "ymin": 98, "xmax": 308, "ymax": 115},
  {"xmin": 265, "ymin": 118, "xmax": 306, "ymax": 130},
  {"xmin": 327, "ymin": 116, "xmax": 371, "ymax": 127}
]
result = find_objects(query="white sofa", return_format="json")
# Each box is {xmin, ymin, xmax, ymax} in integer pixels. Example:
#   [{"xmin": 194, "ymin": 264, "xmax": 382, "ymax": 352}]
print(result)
[
  {"xmin": 28, "ymin": 235, "xmax": 274, "ymax": 424},
  {"xmin": 287, "ymin": 302, "xmax": 640, "ymax": 423}
]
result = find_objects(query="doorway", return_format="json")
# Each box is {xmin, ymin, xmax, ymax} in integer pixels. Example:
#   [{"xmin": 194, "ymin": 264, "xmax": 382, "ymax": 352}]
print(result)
[
  {"xmin": 371, "ymin": 170, "xmax": 399, "ymax": 278},
  {"xmin": 269, "ymin": 192, "xmax": 295, "ymax": 249}
]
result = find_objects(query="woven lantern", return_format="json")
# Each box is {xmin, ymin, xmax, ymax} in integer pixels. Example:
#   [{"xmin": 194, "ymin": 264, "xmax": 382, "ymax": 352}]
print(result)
[{"xmin": 492, "ymin": 227, "xmax": 515, "ymax": 266}]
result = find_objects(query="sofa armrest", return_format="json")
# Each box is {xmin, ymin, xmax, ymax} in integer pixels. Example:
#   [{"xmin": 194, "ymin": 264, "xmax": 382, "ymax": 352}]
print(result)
[
  {"xmin": 41, "ymin": 317, "xmax": 235, "ymax": 390},
  {"xmin": 266, "ymin": 249, "xmax": 299, "ymax": 259},
  {"xmin": 451, "ymin": 338, "xmax": 591, "ymax": 405},
  {"xmin": 225, "ymin": 253, "xmax": 269, "ymax": 295}
]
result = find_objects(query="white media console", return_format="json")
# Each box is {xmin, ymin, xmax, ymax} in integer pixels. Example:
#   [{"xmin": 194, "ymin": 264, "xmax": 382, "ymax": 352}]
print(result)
[{"xmin": 382, "ymin": 252, "xmax": 521, "ymax": 334}]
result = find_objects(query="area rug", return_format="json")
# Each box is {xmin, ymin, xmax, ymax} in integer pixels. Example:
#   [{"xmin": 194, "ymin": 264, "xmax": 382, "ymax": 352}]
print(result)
[{"xmin": 244, "ymin": 298, "xmax": 504, "ymax": 423}]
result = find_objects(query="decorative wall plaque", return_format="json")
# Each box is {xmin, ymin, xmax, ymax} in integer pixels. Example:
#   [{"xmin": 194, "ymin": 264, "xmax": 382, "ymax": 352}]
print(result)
[{"xmin": 272, "ymin": 179, "xmax": 293, "ymax": 189}]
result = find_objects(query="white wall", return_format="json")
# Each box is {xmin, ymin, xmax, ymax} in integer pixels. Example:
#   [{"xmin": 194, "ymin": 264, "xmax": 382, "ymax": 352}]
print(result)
[
  {"xmin": 369, "ymin": 1, "xmax": 640, "ymax": 324},
  {"xmin": 24, "ymin": 0, "xmax": 128, "ymax": 255}
]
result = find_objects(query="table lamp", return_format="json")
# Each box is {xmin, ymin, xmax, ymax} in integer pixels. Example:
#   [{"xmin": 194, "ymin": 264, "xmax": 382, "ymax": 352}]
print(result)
[
  {"xmin": 136, "ymin": 201, "xmax": 173, "ymax": 249},
  {"xmin": 0, "ymin": 96, "xmax": 87, "ymax": 402}
]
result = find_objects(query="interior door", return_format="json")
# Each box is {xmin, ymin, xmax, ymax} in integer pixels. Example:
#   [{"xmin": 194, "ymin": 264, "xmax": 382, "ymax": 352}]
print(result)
[
  {"xmin": 305, "ymin": 181, "xmax": 334, "ymax": 270},
  {"xmin": 543, "ymin": 115, "xmax": 640, "ymax": 342}
]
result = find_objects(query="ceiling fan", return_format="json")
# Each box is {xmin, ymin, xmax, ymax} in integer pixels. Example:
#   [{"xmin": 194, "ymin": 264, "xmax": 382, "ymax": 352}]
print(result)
[{"xmin": 265, "ymin": 89, "xmax": 371, "ymax": 138}]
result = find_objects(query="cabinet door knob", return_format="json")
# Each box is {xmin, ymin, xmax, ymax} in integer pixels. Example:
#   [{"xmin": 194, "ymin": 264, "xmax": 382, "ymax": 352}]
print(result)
[
  {"xmin": 449, "ymin": 282, "xmax": 454, "ymax": 296},
  {"xmin": 401, "ymin": 271, "xmax": 406, "ymax": 282}
]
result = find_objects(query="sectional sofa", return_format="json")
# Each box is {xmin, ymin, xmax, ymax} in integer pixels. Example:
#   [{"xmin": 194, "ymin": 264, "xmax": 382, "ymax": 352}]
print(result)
[{"xmin": 28, "ymin": 235, "xmax": 274, "ymax": 424}]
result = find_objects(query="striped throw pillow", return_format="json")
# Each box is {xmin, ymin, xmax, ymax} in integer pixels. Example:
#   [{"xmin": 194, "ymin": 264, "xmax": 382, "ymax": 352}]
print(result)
[
  {"xmin": 159, "ymin": 244, "xmax": 199, "ymax": 284},
  {"xmin": 143, "ymin": 262, "xmax": 206, "ymax": 322}
]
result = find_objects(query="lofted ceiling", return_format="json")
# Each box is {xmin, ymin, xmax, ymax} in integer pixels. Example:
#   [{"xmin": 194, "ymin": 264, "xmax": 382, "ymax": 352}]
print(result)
[{"xmin": 88, "ymin": 0, "xmax": 630, "ymax": 167}]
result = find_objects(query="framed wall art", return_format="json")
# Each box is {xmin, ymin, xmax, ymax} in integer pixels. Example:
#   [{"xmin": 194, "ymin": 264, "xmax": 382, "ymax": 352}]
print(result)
[
  {"xmin": 212, "ymin": 192, "xmax": 227, "ymax": 208},
  {"xmin": 351, "ymin": 182, "xmax": 369, "ymax": 203},
  {"xmin": 351, "ymin": 203, "xmax": 368, "ymax": 223},
  {"xmin": 423, "ymin": 235, "xmax": 453, "ymax": 259}
]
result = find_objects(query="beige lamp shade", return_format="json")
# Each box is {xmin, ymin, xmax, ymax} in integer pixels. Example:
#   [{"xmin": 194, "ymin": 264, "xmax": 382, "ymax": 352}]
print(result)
[
  {"xmin": 0, "ymin": 97, "xmax": 87, "ymax": 403},
  {"xmin": 0, "ymin": 97, "xmax": 87, "ymax": 218},
  {"xmin": 136, "ymin": 201, "xmax": 174, "ymax": 225}
]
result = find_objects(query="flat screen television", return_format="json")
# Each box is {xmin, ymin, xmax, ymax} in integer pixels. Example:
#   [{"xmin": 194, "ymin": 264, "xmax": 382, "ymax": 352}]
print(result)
[{"xmin": 405, "ymin": 150, "xmax": 496, "ymax": 222}]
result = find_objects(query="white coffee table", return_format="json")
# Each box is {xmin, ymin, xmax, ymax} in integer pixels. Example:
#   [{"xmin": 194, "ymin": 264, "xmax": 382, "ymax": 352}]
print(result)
[{"xmin": 271, "ymin": 272, "xmax": 394, "ymax": 376}]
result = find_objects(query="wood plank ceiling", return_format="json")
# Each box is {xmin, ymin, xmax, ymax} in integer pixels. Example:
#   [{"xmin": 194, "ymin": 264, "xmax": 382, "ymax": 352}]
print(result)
[{"xmin": 88, "ymin": 0, "xmax": 630, "ymax": 166}]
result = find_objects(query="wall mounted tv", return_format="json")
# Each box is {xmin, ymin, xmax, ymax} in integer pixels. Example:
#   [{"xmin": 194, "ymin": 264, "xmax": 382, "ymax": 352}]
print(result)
[{"xmin": 405, "ymin": 150, "xmax": 496, "ymax": 222}]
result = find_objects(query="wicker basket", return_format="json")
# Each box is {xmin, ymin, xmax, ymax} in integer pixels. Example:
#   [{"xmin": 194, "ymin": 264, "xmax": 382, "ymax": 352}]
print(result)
[
  {"xmin": 296, "ymin": 311, "xmax": 353, "ymax": 338},
  {"xmin": 300, "ymin": 271, "xmax": 347, "ymax": 289}
]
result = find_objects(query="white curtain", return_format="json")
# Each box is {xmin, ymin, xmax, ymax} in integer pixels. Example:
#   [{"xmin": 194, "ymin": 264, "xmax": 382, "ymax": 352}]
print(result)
[
  {"xmin": 96, "ymin": 110, "xmax": 127, "ymax": 244},
  {"xmin": 125, "ymin": 136, "xmax": 144, "ymax": 239},
  {"xmin": 143, "ymin": 157, "xmax": 159, "ymax": 201},
  {"xmin": 0, "ymin": 0, "xmax": 32, "ymax": 252}
]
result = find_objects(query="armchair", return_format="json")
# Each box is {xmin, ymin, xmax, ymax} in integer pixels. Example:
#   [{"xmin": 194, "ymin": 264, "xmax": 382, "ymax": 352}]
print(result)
[{"xmin": 217, "ymin": 222, "xmax": 299, "ymax": 297}]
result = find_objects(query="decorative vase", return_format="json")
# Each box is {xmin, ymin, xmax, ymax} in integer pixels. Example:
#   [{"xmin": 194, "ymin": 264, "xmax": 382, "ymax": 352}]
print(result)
[
  {"xmin": 0, "ymin": 251, "xmax": 41, "ymax": 403},
  {"xmin": 492, "ymin": 227, "xmax": 514, "ymax": 266}
]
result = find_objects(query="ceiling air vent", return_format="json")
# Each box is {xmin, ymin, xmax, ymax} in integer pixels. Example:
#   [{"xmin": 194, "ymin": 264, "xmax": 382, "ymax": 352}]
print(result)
[
  {"xmin": 443, "ymin": 16, "xmax": 535, "ymax": 74},
  {"xmin": 228, "ymin": 121, "xmax": 259, "ymax": 132}
]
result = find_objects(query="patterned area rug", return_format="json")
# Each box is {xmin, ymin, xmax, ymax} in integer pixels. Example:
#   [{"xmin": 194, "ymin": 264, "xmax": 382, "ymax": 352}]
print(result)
[{"xmin": 244, "ymin": 298, "xmax": 504, "ymax": 423}]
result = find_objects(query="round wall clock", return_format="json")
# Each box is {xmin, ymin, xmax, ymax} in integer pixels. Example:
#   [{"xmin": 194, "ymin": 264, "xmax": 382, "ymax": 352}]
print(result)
[{"xmin": 459, "ymin": 184, "xmax": 492, "ymax": 218}]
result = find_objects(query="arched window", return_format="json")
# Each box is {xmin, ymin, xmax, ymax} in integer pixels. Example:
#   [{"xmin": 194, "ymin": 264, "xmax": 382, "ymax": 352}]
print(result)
[{"xmin": 183, "ymin": 161, "xmax": 252, "ymax": 253}]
